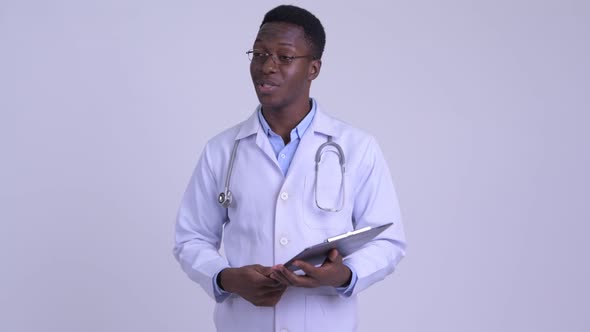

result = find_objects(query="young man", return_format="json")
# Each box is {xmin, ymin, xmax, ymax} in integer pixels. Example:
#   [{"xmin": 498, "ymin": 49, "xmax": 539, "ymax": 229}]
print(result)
[{"xmin": 174, "ymin": 5, "xmax": 406, "ymax": 332}]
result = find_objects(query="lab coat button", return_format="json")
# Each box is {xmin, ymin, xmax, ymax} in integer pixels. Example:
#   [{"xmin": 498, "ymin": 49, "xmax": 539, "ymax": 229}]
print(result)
[
  {"xmin": 280, "ymin": 192, "xmax": 289, "ymax": 200},
  {"xmin": 280, "ymin": 237, "xmax": 289, "ymax": 246}
]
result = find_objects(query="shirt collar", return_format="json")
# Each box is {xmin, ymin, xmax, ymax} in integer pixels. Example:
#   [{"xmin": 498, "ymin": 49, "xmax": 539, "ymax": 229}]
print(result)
[
  {"xmin": 235, "ymin": 98, "xmax": 341, "ymax": 140},
  {"xmin": 257, "ymin": 99, "xmax": 317, "ymax": 141}
]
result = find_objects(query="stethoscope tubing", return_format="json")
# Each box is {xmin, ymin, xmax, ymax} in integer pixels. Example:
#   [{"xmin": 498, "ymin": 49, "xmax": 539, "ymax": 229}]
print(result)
[
  {"xmin": 218, "ymin": 135, "xmax": 345, "ymax": 212},
  {"xmin": 225, "ymin": 140, "xmax": 240, "ymax": 192},
  {"xmin": 314, "ymin": 137, "xmax": 346, "ymax": 212},
  {"xmin": 218, "ymin": 140, "xmax": 240, "ymax": 208}
]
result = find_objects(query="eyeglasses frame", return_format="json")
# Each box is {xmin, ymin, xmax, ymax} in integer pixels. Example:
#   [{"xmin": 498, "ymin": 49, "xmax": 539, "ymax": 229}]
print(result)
[{"xmin": 246, "ymin": 49, "xmax": 318, "ymax": 66}]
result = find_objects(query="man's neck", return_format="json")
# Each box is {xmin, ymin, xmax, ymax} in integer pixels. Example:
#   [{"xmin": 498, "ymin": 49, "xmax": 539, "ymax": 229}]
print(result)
[{"xmin": 261, "ymin": 98, "xmax": 312, "ymax": 144}]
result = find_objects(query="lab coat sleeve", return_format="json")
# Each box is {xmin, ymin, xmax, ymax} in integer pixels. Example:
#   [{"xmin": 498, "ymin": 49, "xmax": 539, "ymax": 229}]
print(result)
[
  {"xmin": 173, "ymin": 143, "xmax": 230, "ymax": 302},
  {"xmin": 344, "ymin": 136, "xmax": 407, "ymax": 296},
  {"xmin": 336, "ymin": 264, "xmax": 358, "ymax": 297}
]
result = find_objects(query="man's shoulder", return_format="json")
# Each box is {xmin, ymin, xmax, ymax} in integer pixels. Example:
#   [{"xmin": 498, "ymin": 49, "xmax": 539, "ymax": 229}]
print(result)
[
  {"xmin": 206, "ymin": 113, "xmax": 256, "ymax": 148},
  {"xmin": 207, "ymin": 123, "xmax": 241, "ymax": 146},
  {"xmin": 316, "ymin": 110, "xmax": 375, "ymax": 143}
]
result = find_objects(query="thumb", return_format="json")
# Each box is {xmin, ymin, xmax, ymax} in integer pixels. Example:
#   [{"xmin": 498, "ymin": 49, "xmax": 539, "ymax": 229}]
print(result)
[{"xmin": 328, "ymin": 249, "xmax": 341, "ymax": 262}]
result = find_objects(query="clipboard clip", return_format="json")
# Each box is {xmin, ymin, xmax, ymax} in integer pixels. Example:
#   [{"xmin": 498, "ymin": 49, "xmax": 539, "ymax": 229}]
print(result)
[{"xmin": 326, "ymin": 226, "xmax": 372, "ymax": 242}]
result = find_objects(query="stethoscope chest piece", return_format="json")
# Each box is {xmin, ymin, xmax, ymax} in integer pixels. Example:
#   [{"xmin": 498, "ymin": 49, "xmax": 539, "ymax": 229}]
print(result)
[{"xmin": 218, "ymin": 190, "xmax": 232, "ymax": 208}]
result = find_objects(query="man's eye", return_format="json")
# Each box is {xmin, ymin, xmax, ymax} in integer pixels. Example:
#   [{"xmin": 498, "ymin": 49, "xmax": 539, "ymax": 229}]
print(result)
[
  {"xmin": 253, "ymin": 52, "xmax": 265, "ymax": 57},
  {"xmin": 278, "ymin": 55, "xmax": 293, "ymax": 61}
]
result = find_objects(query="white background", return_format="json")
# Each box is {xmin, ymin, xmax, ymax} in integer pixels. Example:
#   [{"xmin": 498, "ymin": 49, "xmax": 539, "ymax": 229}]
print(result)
[{"xmin": 1, "ymin": 0, "xmax": 589, "ymax": 331}]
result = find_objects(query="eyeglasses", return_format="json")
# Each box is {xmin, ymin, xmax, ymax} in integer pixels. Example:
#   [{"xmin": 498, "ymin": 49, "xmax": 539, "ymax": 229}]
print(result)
[{"xmin": 246, "ymin": 49, "xmax": 316, "ymax": 66}]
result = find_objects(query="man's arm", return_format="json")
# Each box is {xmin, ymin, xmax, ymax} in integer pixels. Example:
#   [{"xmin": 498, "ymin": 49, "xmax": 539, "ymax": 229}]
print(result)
[
  {"xmin": 173, "ymin": 144, "xmax": 231, "ymax": 302},
  {"xmin": 270, "ymin": 136, "xmax": 406, "ymax": 295},
  {"xmin": 173, "ymin": 143, "xmax": 286, "ymax": 306},
  {"xmin": 341, "ymin": 136, "xmax": 406, "ymax": 295},
  {"xmin": 218, "ymin": 265, "xmax": 286, "ymax": 307}
]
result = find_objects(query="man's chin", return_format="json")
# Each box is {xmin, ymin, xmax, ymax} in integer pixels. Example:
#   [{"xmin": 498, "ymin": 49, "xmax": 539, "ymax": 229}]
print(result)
[{"xmin": 257, "ymin": 95, "xmax": 283, "ymax": 110}]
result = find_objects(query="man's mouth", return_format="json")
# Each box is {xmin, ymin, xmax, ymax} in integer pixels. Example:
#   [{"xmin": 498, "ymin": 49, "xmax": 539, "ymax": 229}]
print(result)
[{"xmin": 256, "ymin": 80, "xmax": 279, "ymax": 93}]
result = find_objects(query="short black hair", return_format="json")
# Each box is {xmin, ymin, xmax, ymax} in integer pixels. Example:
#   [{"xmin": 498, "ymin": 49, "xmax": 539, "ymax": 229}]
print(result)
[{"xmin": 260, "ymin": 5, "xmax": 326, "ymax": 59}]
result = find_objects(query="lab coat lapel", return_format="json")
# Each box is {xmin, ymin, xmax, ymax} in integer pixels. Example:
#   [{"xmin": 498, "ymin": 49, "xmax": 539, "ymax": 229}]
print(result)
[
  {"xmin": 236, "ymin": 110, "xmax": 282, "ymax": 175},
  {"xmin": 309, "ymin": 105, "xmax": 341, "ymax": 139},
  {"xmin": 285, "ymin": 107, "xmax": 340, "ymax": 178},
  {"xmin": 256, "ymin": 128, "xmax": 282, "ymax": 174}
]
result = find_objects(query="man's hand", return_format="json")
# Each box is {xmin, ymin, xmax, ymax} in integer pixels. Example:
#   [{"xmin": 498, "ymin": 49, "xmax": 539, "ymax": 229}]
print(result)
[
  {"xmin": 219, "ymin": 265, "xmax": 286, "ymax": 307},
  {"xmin": 270, "ymin": 249, "xmax": 352, "ymax": 288}
]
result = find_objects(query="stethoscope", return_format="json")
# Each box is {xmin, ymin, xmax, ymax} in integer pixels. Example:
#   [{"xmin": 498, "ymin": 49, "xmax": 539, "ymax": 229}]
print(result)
[{"xmin": 218, "ymin": 136, "xmax": 346, "ymax": 212}]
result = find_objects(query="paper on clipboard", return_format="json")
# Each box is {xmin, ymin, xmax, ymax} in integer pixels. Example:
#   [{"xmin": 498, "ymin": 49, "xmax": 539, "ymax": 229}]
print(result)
[{"xmin": 283, "ymin": 222, "xmax": 393, "ymax": 271}]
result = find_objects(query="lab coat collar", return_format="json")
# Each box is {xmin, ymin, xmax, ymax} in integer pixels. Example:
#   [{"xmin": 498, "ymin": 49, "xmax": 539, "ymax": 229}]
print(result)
[
  {"xmin": 309, "ymin": 102, "xmax": 341, "ymax": 138},
  {"xmin": 234, "ymin": 99, "xmax": 340, "ymax": 141}
]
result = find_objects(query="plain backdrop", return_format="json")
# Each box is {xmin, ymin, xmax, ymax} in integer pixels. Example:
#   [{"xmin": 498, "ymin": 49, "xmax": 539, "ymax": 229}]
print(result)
[{"xmin": 1, "ymin": 0, "xmax": 589, "ymax": 331}]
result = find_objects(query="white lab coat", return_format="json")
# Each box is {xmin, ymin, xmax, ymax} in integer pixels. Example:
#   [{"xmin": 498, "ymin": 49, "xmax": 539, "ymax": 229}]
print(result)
[{"xmin": 174, "ymin": 104, "xmax": 406, "ymax": 332}]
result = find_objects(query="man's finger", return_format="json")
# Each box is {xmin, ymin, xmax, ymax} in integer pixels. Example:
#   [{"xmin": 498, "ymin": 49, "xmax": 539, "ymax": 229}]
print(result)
[
  {"xmin": 325, "ymin": 249, "xmax": 343, "ymax": 264},
  {"xmin": 269, "ymin": 271, "xmax": 291, "ymax": 286},
  {"xmin": 294, "ymin": 260, "xmax": 320, "ymax": 278},
  {"xmin": 279, "ymin": 266, "xmax": 319, "ymax": 288},
  {"xmin": 327, "ymin": 249, "xmax": 342, "ymax": 262},
  {"xmin": 270, "ymin": 265, "xmax": 292, "ymax": 286},
  {"xmin": 256, "ymin": 273, "xmax": 285, "ymax": 288},
  {"xmin": 263, "ymin": 284, "xmax": 286, "ymax": 294},
  {"xmin": 253, "ymin": 265, "xmax": 274, "ymax": 277}
]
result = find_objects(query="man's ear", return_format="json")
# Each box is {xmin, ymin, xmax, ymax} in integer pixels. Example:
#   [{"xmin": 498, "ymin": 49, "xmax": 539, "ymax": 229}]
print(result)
[{"xmin": 308, "ymin": 59, "xmax": 322, "ymax": 81}]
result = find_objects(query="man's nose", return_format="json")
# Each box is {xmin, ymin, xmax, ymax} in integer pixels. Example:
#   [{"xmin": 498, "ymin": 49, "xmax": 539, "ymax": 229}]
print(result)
[{"xmin": 261, "ymin": 54, "xmax": 277, "ymax": 73}]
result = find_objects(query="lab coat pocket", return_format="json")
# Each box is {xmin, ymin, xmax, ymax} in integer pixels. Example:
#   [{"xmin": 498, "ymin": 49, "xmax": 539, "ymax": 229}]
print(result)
[
  {"xmin": 302, "ymin": 182, "xmax": 352, "ymax": 231},
  {"xmin": 305, "ymin": 295, "xmax": 357, "ymax": 331},
  {"xmin": 303, "ymin": 174, "xmax": 351, "ymax": 231}
]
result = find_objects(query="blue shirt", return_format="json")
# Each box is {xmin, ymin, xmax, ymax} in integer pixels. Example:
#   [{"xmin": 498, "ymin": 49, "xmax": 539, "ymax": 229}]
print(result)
[
  {"xmin": 257, "ymin": 99, "xmax": 317, "ymax": 176},
  {"xmin": 212, "ymin": 98, "xmax": 358, "ymax": 299}
]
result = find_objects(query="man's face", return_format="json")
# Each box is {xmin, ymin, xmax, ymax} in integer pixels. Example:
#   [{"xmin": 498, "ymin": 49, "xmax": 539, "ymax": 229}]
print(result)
[{"xmin": 250, "ymin": 22, "xmax": 320, "ymax": 111}]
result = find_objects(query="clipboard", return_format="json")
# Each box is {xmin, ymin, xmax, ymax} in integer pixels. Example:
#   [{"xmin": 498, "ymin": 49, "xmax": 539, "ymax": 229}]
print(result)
[{"xmin": 283, "ymin": 223, "xmax": 393, "ymax": 271}]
